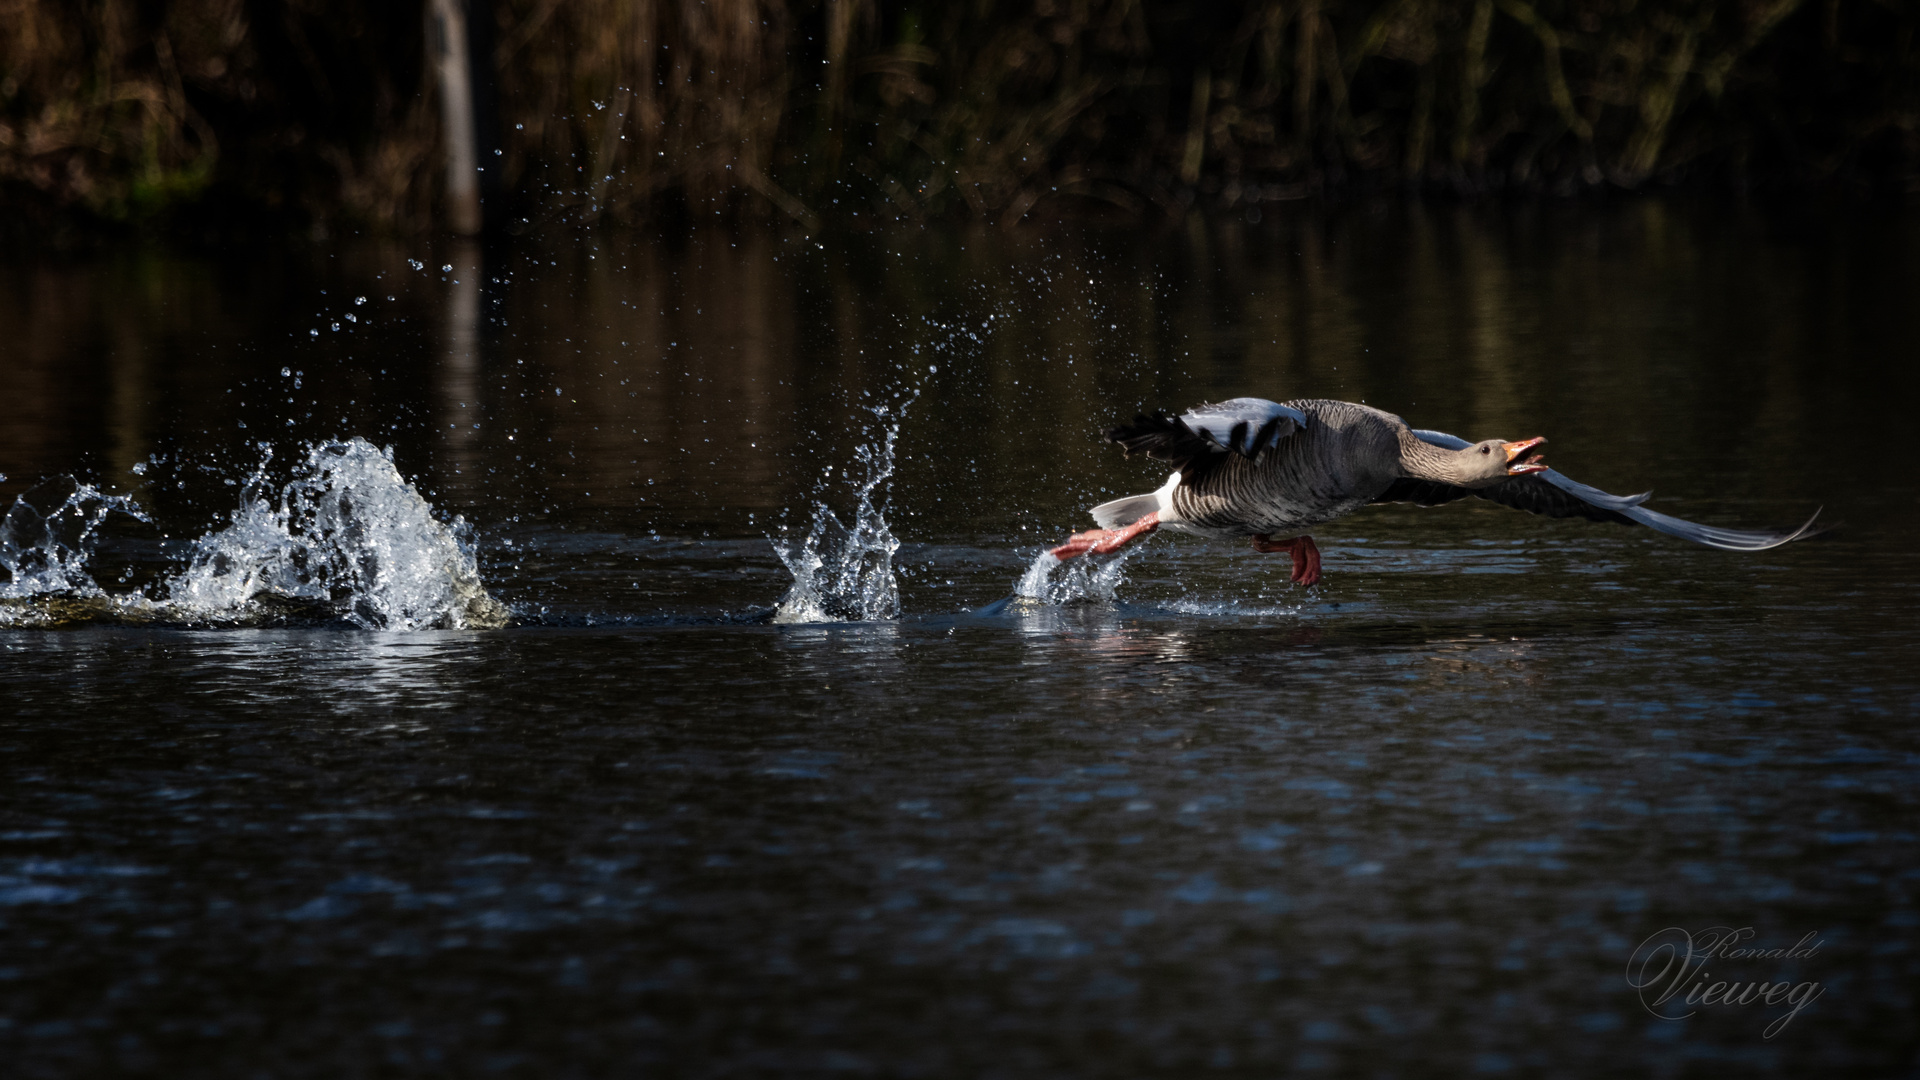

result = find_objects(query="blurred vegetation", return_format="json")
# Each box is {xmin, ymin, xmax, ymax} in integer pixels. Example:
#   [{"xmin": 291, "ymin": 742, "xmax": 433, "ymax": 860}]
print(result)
[{"xmin": 2, "ymin": 0, "xmax": 1916, "ymax": 234}]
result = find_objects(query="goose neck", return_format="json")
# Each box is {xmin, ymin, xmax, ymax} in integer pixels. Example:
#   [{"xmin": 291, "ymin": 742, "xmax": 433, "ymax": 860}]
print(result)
[{"xmin": 1396, "ymin": 429, "xmax": 1471, "ymax": 486}]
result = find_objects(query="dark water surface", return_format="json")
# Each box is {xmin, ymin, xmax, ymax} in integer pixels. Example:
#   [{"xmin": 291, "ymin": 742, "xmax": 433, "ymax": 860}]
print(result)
[{"xmin": 3, "ymin": 203, "xmax": 1918, "ymax": 1076}]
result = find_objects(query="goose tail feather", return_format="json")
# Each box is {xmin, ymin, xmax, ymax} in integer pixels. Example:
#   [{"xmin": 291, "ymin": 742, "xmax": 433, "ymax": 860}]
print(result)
[{"xmin": 1090, "ymin": 493, "xmax": 1163, "ymax": 529}]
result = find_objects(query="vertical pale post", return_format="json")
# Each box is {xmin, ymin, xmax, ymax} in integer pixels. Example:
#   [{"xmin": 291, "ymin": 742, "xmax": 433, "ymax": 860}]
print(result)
[
  {"xmin": 441, "ymin": 242, "xmax": 483, "ymax": 485},
  {"xmin": 427, "ymin": 0, "xmax": 481, "ymax": 234}
]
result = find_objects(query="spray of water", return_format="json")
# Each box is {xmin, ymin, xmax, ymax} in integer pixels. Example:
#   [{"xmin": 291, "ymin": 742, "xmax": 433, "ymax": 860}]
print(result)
[
  {"xmin": 0, "ymin": 438, "xmax": 507, "ymax": 630},
  {"xmin": 1013, "ymin": 546, "xmax": 1139, "ymax": 606},
  {"xmin": 0, "ymin": 479, "xmax": 150, "ymax": 599},
  {"xmin": 771, "ymin": 402, "xmax": 909, "ymax": 624},
  {"xmin": 169, "ymin": 439, "xmax": 506, "ymax": 629}
]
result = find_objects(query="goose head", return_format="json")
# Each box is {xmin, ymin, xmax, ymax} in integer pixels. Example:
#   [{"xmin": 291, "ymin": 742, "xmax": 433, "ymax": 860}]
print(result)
[{"xmin": 1456, "ymin": 437, "xmax": 1549, "ymax": 487}]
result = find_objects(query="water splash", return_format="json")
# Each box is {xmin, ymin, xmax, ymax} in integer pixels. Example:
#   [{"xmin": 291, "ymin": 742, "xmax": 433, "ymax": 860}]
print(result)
[
  {"xmin": 1013, "ymin": 546, "xmax": 1138, "ymax": 606},
  {"xmin": 771, "ymin": 403, "xmax": 908, "ymax": 624},
  {"xmin": 0, "ymin": 479, "xmax": 150, "ymax": 599},
  {"xmin": 169, "ymin": 439, "xmax": 506, "ymax": 629},
  {"xmin": 0, "ymin": 438, "xmax": 507, "ymax": 630},
  {"xmin": 1159, "ymin": 597, "xmax": 1306, "ymax": 617}
]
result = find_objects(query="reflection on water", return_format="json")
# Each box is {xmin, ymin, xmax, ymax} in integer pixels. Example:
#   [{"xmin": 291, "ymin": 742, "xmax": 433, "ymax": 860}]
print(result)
[
  {"xmin": 9, "ymin": 201, "xmax": 1913, "ymax": 553},
  {"xmin": 1, "ymin": 203, "xmax": 1918, "ymax": 1077},
  {"xmin": 439, "ymin": 241, "xmax": 484, "ymax": 483}
]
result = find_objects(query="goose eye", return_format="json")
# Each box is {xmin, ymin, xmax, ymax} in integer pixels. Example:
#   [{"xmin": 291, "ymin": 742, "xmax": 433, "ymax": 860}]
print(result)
[{"xmin": 1480, "ymin": 445, "xmax": 1490, "ymax": 454}]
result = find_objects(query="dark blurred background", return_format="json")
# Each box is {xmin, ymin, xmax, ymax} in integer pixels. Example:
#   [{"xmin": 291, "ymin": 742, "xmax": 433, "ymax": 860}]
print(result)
[{"xmin": 2, "ymin": 0, "xmax": 1917, "ymax": 241}]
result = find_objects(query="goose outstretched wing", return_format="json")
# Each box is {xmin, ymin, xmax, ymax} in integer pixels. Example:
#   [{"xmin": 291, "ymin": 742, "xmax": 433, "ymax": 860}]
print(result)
[{"xmin": 1373, "ymin": 429, "xmax": 1821, "ymax": 551}]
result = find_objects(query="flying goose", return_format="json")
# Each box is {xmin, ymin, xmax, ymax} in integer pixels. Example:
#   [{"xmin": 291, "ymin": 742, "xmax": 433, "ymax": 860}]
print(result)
[{"xmin": 1049, "ymin": 397, "xmax": 1820, "ymax": 585}]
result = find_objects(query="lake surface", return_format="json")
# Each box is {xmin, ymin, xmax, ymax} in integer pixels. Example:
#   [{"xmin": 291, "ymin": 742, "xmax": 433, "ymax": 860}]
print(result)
[{"xmin": 3, "ymin": 201, "xmax": 1918, "ymax": 1076}]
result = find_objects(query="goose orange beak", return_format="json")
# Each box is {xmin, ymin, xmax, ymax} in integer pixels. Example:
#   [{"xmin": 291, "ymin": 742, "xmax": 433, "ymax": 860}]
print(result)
[{"xmin": 1503, "ymin": 437, "xmax": 1549, "ymax": 475}]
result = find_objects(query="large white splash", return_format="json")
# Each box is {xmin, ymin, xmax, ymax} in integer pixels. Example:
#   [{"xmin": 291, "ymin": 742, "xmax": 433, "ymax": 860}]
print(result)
[
  {"xmin": 0, "ymin": 438, "xmax": 507, "ymax": 630},
  {"xmin": 169, "ymin": 439, "xmax": 506, "ymax": 629},
  {"xmin": 771, "ymin": 403, "xmax": 907, "ymax": 623}
]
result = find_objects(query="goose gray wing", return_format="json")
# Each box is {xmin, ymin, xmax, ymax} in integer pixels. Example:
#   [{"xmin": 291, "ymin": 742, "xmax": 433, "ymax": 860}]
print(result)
[
  {"xmin": 1373, "ymin": 429, "xmax": 1821, "ymax": 551},
  {"xmin": 1108, "ymin": 398, "xmax": 1308, "ymax": 479}
]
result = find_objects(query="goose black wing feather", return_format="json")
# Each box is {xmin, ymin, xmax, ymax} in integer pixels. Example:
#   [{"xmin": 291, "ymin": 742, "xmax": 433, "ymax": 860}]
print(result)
[
  {"xmin": 1108, "ymin": 398, "xmax": 1308, "ymax": 480},
  {"xmin": 1373, "ymin": 474, "xmax": 1640, "ymax": 524},
  {"xmin": 1371, "ymin": 477, "xmax": 1475, "ymax": 509}
]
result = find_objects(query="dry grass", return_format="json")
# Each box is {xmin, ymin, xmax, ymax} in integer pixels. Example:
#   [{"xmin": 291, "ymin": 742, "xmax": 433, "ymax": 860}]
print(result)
[
  {"xmin": 494, "ymin": 0, "xmax": 794, "ymax": 222},
  {"xmin": 2, "ymin": 0, "xmax": 1915, "ymax": 233}
]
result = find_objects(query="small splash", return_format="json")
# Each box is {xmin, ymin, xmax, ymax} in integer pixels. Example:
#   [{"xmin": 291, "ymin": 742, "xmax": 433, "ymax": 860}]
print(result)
[
  {"xmin": 1159, "ymin": 597, "xmax": 1305, "ymax": 617},
  {"xmin": 0, "ymin": 438, "xmax": 507, "ymax": 630},
  {"xmin": 771, "ymin": 402, "xmax": 908, "ymax": 623},
  {"xmin": 1015, "ymin": 551, "xmax": 1060, "ymax": 598},
  {"xmin": 0, "ymin": 479, "xmax": 150, "ymax": 600},
  {"xmin": 1013, "ymin": 546, "xmax": 1138, "ymax": 606}
]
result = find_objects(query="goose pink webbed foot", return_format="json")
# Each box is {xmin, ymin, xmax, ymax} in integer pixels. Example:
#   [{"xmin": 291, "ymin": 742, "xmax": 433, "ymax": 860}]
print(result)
[
  {"xmin": 1251, "ymin": 534, "xmax": 1321, "ymax": 586},
  {"xmin": 1050, "ymin": 512, "xmax": 1160, "ymax": 560}
]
